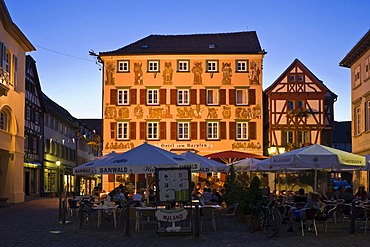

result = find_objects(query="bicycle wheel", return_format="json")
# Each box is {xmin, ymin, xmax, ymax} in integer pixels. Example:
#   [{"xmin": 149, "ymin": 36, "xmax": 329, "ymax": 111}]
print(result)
[
  {"xmin": 265, "ymin": 208, "xmax": 281, "ymax": 238},
  {"xmin": 247, "ymin": 209, "xmax": 263, "ymax": 233}
]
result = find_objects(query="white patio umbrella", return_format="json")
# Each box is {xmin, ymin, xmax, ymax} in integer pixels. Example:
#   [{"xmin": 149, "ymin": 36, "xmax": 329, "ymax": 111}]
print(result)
[
  {"xmin": 94, "ymin": 142, "xmax": 200, "ymax": 174},
  {"xmin": 258, "ymin": 144, "xmax": 366, "ymax": 191},
  {"xmin": 180, "ymin": 151, "xmax": 228, "ymax": 173},
  {"xmin": 228, "ymin": 158, "xmax": 264, "ymax": 172},
  {"xmin": 73, "ymin": 152, "xmax": 119, "ymax": 175}
]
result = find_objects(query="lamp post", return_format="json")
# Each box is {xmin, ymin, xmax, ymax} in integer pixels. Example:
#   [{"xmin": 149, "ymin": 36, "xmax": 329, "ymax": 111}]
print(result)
[{"xmin": 56, "ymin": 160, "xmax": 62, "ymax": 222}]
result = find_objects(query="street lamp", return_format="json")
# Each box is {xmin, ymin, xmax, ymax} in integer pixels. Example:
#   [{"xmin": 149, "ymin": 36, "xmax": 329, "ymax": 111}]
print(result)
[{"xmin": 56, "ymin": 160, "xmax": 62, "ymax": 222}]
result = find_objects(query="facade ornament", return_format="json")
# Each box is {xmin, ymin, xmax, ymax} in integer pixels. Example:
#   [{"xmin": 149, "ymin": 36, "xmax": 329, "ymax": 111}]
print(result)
[
  {"xmin": 117, "ymin": 107, "xmax": 129, "ymax": 119},
  {"xmin": 105, "ymin": 62, "xmax": 115, "ymax": 85},
  {"xmin": 134, "ymin": 62, "xmax": 143, "ymax": 85},
  {"xmin": 134, "ymin": 105, "xmax": 143, "ymax": 119},
  {"xmin": 221, "ymin": 62, "xmax": 232, "ymax": 85},
  {"xmin": 105, "ymin": 105, "xmax": 116, "ymax": 119},
  {"xmin": 191, "ymin": 62, "xmax": 203, "ymax": 84},
  {"xmin": 222, "ymin": 105, "xmax": 232, "ymax": 119},
  {"xmin": 207, "ymin": 108, "xmax": 218, "ymax": 119},
  {"xmin": 162, "ymin": 62, "xmax": 173, "ymax": 85},
  {"xmin": 249, "ymin": 61, "xmax": 260, "ymax": 85}
]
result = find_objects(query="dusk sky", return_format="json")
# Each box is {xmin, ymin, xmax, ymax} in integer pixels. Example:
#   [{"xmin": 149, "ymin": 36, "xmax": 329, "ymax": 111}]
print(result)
[{"xmin": 5, "ymin": 0, "xmax": 370, "ymax": 121}]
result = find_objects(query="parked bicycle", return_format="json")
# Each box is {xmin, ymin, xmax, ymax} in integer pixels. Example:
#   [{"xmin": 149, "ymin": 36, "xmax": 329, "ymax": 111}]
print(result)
[{"xmin": 247, "ymin": 197, "xmax": 282, "ymax": 238}]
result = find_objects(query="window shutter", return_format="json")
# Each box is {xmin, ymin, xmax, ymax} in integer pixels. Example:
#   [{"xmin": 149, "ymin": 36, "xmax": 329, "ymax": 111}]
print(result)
[
  {"xmin": 110, "ymin": 122, "xmax": 116, "ymax": 139},
  {"xmin": 191, "ymin": 89, "xmax": 197, "ymax": 105},
  {"xmin": 249, "ymin": 89, "xmax": 256, "ymax": 105},
  {"xmin": 249, "ymin": 122, "xmax": 256, "ymax": 140},
  {"xmin": 220, "ymin": 122, "xmax": 226, "ymax": 139},
  {"xmin": 160, "ymin": 122, "xmax": 166, "ymax": 139},
  {"xmin": 140, "ymin": 122, "xmax": 146, "ymax": 140},
  {"xmin": 191, "ymin": 122, "xmax": 197, "ymax": 140},
  {"xmin": 229, "ymin": 89, "xmax": 235, "ymax": 105},
  {"xmin": 130, "ymin": 122, "xmax": 136, "ymax": 140},
  {"xmin": 171, "ymin": 122, "xmax": 177, "ymax": 140},
  {"xmin": 110, "ymin": 89, "xmax": 117, "ymax": 105},
  {"xmin": 160, "ymin": 89, "xmax": 167, "ymax": 105},
  {"xmin": 130, "ymin": 89, "xmax": 137, "ymax": 105},
  {"xmin": 140, "ymin": 89, "xmax": 146, "ymax": 105},
  {"xmin": 200, "ymin": 89, "xmax": 206, "ymax": 105},
  {"xmin": 229, "ymin": 122, "xmax": 235, "ymax": 140},
  {"xmin": 200, "ymin": 122, "xmax": 206, "ymax": 139},
  {"xmin": 220, "ymin": 89, "xmax": 226, "ymax": 105},
  {"xmin": 170, "ymin": 89, "xmax": 177, "ymax": 105}
]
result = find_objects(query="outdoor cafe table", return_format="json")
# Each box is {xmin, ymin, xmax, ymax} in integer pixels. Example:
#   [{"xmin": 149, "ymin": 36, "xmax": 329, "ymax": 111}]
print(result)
[
  {"xmin": 135, "ymin": 206, "xmax": 166, "ymax": 232},
  {"xmin": 92, "ymin": 204, "xmax": 119, "ymax": 228}
]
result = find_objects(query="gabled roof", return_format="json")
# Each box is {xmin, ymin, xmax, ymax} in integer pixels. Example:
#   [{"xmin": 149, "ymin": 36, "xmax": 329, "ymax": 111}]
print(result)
[
  {"xmin": 264, "ymin": 58, "xmax": 337, "ymax": 99},
  {"xmin": 26, "ymin": 55, "xmax": 45, "ymax": 111},
  {"xmin": 0, "ymin": 0, "xmax": 35, "ymax": 51},
  {"xmin": 42, "ymin": 93, "xmax": 77, "ymax": 127},
  {"xmin": 340, "ymin": 30, "xmax": 370, "ymax": 68},
  {"xmin": 100, "ymin": 31, "xmax": 265, "ymax": 56}
]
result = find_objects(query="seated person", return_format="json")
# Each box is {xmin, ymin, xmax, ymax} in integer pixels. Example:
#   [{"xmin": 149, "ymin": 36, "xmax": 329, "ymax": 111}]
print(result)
[
  {"xmin": 112, "ymin": 189, "xmax": 126, "ymax": 207},
  {"xmin": 340, "ymin": 188, "xmax": 354, "ymax": 203},
  {"xmin": 354, "ymin": 186, "xmax": 367, "ymax": 201},
  {"xmin": 201, "ymin": 188, "xmax": 213, "ymax": 202},
  {"xmin": 287, "ymin": 192, "xmax": 323, "ymax": 232},
  {"xmin": 132, "ymin": 191, "xmax": 143, "ymax": 207},
  {"xmin": 294, "ymin": 188, "xmax": 308, "ymax": 203}
]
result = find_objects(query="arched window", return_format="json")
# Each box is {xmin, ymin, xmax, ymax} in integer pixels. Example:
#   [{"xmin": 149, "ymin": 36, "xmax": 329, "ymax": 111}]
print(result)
[{"xmin": 0, "ymin": 110, "xmax": 9, "ymax": 131}]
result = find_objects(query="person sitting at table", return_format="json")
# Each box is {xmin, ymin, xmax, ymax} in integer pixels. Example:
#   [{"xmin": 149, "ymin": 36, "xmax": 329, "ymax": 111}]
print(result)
[
  {"xmin": 132, "ymin": 190, "xmax": 143, "ymax": 207},
  {"xmin": 112, "ymin": 188, "xmax": 126, "ymax": 208},
  {"xmin": 201, "ymin": 188, "xmax": 213, "ymax": 202},
  {"xmin": 211, "ymin": 188, "xmax": 222, "ymax": 205},
  {"xmin": 287, "ymin": 192, "xmax": 323, "ymax": 232},
  {"xmin": 354, "ymin": 186, "xmax": 367, "ymax": 201},
  {"xmin": 293, "ymin": 188, "xmax": 308, "ymax": 203}
]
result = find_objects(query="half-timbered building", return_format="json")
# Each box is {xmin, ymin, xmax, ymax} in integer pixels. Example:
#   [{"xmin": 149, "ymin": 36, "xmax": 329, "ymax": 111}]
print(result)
[{"xmin": 264, "ymin": 59, "xmax": 337, "ymax": 153}]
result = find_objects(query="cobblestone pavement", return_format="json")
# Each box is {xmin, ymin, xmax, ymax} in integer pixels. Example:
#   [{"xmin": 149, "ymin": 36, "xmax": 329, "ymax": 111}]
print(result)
[{"xmin": 0, "ymin": 197, "xmax": 369, "ymax": 247}]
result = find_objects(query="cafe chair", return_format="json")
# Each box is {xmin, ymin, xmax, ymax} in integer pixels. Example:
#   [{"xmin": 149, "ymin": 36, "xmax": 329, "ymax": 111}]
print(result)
[
  {"xmin": 220, "ymin": 203, "xmax": 239, "ymax": 223},
  {"xmin": 67, "ymin": 198, "xmax": 80, "ymax": 217},
  {"xmin": 201, "ymin": 207, "xmax": 217, "ymax": 232},
  {"xmin": 300, "ymin": 208, "xmax": 318, "ymax": 236},
  {"xmin": 315, "ymin": 204, "xmax": 337, "ymax": 233}
]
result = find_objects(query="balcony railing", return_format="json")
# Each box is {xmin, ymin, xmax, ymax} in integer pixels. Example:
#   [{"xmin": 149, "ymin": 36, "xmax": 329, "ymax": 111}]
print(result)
[{"xmin": 0, "ymin": 67, "xmax": 10, "ymax": 96}]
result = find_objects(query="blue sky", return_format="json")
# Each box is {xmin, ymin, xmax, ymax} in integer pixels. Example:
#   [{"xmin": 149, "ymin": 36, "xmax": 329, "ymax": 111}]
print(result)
[{"xmin": 5, "ymin": 0, "xmax": 370, "ymax": 121}]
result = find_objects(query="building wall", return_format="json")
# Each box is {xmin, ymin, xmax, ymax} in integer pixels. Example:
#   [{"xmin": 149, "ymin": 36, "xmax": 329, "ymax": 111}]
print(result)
[
  {"xmin": 101, "ymin": 53, "xmax": 264, "ymax": 157},
  {"xmin": 0, "ymin": 3, "xmax": 34, "ymax": 203}
]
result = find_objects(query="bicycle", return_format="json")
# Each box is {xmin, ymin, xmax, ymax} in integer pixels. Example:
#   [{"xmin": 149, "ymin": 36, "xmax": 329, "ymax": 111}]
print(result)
[
  {"xmin": 78, "ymin": 200, "xmax": 97, "ymax": 231},
  {"xmin": 247, "ymin": 197, "xmax": 282, "ymax": 238}
]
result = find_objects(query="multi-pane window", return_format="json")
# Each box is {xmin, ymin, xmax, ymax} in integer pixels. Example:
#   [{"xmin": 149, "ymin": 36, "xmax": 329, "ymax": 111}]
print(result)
[
  {"xmin": 178, "ymin": 122, "xmax": 190, "ymax": 140},
  {"xmin": 148, "ymin": 61, "xmax": 159, "ymax": 72},
  {"xmin": 365, "ymin": 56, "xmax": 370, "ymax": 79},
  {"xmin": 147, "ymin": 122, "xmax": 159, "ymax": 140},
  {"xmin": 236, "ymin": 60, "xmax": 248, "ymax": 72},
  {"xmin": 289, "ymin": 75, "xmax": 295, "ymax": 82},
  {"xmin": 354, "ymin": 65, "xmax": 361, "ymax": 87},
  {"xmin": 206, "ymin": 61, "xmax": 218, "ymax": 72},
  {"xmin": 298, "ymin": 131, "xmax": 309, "ymax": 144},
  {"xmin": 206, "ymin": 88, "xmax": 219, "ymax": 105},
  {"xmin": 147, "ymin": 89, "xmax": 159, "ymax": 105},
  {"xmin": 236, "ymin": 122, "xmax": 249, "ymax": 140},
  {"xmin": 26, "ymin": 106, "xmax": 31, "ymax": 120},
  {"xmin": 0, "ymin": 110, "xmax": 8, "ymax": 131},
  {"xmin": 288, "ymin": 101, "xmax": 294, "ymax": 110},
  {"xmin": 366, "ymin": 101, "xmax": 370, "ymax": 132},
  {"xmin": 235, "ymin": 88, "xmax": 249, "ymax": 105},
  {"xmin": 297, "ymin": 74, "xmax": 303, "ymax": 82},
  {"xmin": 355, "ymin": 106, "xmax": 361, "ymax": 135},
  {"xmin": 297, "ymin": 101, "xmax": 304, "ymax": 109},
  {"xmin": 117, "ymin": 122, "xmax": 129, "ymax": 140},
  {"xmin": 207, "ymin": 122, "xmax": 219, "ymax": 140},
  {"xmin": 117, "ymin": 61, "xmax": 129, "ymax": 72},
  {"xmin": 177, "ymin": 60, "xmax": 189, "ymax": 72},
  {"xmin": 282, "ymin": 131, "xmax": 294, "ymax": 145},
  {"xmin": 177, "ymin": 89, "xmax": 190, "ymax": 105},
  {"xmin": 117, "ymin": 89, "xmax": 129, "ymax": 105}
]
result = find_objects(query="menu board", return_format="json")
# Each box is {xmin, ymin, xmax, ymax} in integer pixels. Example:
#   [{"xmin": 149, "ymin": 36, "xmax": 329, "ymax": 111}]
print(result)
[{"xmin": 155, "ymin": 167, "xmax": 191, "ymax": 203}]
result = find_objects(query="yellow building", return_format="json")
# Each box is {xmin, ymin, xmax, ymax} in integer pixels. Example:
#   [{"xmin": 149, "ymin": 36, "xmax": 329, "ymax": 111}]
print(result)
[
  {"xmin": 340, "ymin": 30, "xmax": 370, "ymax": 190},
  {"xmin": 0, "ymin": 0, "xmax": 35, "ymax": 203},
  {"xmin": 99, "ymin": 32, "xmax": 265, "ymax": 189}
]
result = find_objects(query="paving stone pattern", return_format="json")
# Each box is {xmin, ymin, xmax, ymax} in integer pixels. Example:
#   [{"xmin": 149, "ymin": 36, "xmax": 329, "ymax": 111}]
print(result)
[{"xmin": 0, "ymin": 197, "xmax": 369, "ymax": 247}]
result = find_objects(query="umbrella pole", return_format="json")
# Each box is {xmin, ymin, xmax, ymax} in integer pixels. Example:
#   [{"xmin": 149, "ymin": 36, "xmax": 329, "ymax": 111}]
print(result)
[
  {"xmin": 314, "ymin": 164, "xmax": 318, "ymax": 192},
  {"xmin": 285, "ymin": 169, "xmax": 288, "ymax": 192},
  {"xmin": 146, "ymin": 174, "xmax": 149, "ymax": 205}
]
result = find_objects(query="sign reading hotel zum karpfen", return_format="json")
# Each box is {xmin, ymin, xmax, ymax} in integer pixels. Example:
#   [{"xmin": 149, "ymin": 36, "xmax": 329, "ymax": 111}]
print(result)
[{"xmin": 154, "ymin": 143, "xmax": 213, "ymax": 149}]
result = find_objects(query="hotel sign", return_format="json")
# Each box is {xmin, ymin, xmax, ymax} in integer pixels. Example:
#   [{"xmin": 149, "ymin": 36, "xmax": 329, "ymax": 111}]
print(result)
[{"xmin": 154, "ymin": 143, "xmax": 213, "ymax": 149}]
